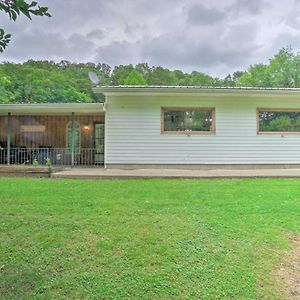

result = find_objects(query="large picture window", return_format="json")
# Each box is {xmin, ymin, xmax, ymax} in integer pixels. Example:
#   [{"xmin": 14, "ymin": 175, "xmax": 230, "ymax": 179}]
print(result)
[
  {"xmin": 66, "ymin": 121, "xmax": 81, "ymax": 153},
  {"xmin": 258, "ymin": 109, "xmax": 300, "ymax": 134},
  {"xmin": 162, "ymin": 108, "xmax": 215, "ymax": 134}
]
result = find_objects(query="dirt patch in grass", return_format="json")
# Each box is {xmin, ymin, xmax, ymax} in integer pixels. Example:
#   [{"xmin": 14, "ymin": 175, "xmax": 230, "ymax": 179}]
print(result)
[{"xmin": 275, "ymin": 236, "xmax": 300, "ymax": 299}]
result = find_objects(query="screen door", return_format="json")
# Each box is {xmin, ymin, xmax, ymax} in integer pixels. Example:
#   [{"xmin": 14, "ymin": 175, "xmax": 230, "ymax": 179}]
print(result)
[{"xmin": 94, "ymin": 123, "xmax": 104, "ymax": 165}]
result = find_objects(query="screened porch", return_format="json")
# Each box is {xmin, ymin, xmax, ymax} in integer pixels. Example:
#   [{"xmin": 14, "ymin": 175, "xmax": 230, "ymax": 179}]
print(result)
[{"xmin": 0, "ymin": 104, "xmax": 105, "ymax": 167}]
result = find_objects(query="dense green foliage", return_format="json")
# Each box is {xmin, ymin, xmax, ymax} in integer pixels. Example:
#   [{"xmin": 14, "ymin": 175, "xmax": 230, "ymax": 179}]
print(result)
[
  {"xmin": 237, "ymin": 47, "xmax": 300, "ymax": 87},
  {"xmin": 0, "ymin": 60, "xmax": 109, "ymax": 103},
  {"xmin": 0, "ymin": 0, "xmax": 51, "ymax": 52},
  {"xmin": 1, "ymin": 47, "xmax": 300, "ymax": 103},
  {"xmin": 123, "ymin": 70, "xmax": 147, "ymax": 85},
  {"xmin": 1, "ymin": 178, "xmax": 300, "ymax": 299}
]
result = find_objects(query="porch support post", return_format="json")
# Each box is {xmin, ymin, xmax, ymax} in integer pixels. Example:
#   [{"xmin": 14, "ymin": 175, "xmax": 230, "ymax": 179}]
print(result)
[
  {"xmin": 71, "ymin": 112, "xmax": 75, "ymax": 167},
  {"xmin": 6, "ymin": 112, "xmax": 11, "ymax": 165}
]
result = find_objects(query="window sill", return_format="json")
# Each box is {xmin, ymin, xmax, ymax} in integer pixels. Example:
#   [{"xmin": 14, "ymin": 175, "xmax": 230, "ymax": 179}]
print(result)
[
  {"xmin": 258, "ymin": 132, "xmax": 300, "ymax": 136},
  {"xmin": 161, "ymin": 131, "xmax": 216, "ymax": 136}
]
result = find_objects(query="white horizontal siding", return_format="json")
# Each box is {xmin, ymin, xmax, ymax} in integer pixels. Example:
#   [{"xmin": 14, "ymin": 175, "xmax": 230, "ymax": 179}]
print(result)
[{"xmin": 105, "ymin": 95, "xmax": 300, "ymax": 165}]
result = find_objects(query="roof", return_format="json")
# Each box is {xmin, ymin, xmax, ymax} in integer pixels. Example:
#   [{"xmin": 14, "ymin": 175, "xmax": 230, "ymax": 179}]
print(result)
[
  {"xmin": 0, "ymin": 103, "xmax": 104, "ymax": 115},
  {"xmin": 93, "ymin": 85, "xmax": 300, "ymax": 96}
]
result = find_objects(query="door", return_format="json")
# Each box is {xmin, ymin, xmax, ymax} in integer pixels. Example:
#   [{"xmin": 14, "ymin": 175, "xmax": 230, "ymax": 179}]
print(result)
[{"xmin": 94, "ymin": 123, "xmax": 104, "ymax": 165}]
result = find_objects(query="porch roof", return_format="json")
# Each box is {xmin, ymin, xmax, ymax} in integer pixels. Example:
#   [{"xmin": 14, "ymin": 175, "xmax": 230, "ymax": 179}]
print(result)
[{"xmin": 0, "ymin": 103, "xmax": 104, "ymax": 115}]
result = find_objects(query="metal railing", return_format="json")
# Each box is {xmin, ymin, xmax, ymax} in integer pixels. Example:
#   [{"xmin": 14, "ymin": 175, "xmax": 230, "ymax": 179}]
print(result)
[{"xmin": 0, "ymin": 148, "xmax": 104, "ymax": 167}]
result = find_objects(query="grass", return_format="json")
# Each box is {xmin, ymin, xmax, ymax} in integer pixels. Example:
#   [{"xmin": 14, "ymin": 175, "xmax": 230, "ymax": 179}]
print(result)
[{"xmin": 1, "ymin": 178, "xmax": 300, "ymax": 299}]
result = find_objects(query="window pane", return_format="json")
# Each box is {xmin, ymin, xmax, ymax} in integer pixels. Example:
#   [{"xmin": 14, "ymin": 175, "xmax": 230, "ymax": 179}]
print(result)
[
  {"xmin": 259, "ymin": 111, "xmax": 300, "ymax": 132},
  {"xmin": 164, "ymin": 109, "xmax": 213, "ymax": 132}
]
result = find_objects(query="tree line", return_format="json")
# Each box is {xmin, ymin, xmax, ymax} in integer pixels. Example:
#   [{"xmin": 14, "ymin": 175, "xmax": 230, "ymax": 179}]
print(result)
[{"xmin": 0, "ymin": 47, "xmax": 299, "ymax": 103}]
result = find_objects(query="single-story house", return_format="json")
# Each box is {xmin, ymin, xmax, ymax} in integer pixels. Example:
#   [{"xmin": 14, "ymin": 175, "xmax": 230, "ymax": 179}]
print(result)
[{"xmin": 1, "ymin": 86, "xmax": 300, "ymax": 169}]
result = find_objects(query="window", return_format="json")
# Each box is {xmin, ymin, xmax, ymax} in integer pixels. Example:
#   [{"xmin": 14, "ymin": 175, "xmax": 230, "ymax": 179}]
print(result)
[
  {"xmin": 20, "ymin": 125, "xmax": 46, "ymax": 132},
  {"xmin": 162, "ymin": 108, "xmax": 215, "ymax": 134},
  {"xmin": 258, "ymin": 109, "xmax": 300, "ymax": 134},
  {"xmin": 66, "ymin": 121, "xmax": 81, "ymax": 153}
]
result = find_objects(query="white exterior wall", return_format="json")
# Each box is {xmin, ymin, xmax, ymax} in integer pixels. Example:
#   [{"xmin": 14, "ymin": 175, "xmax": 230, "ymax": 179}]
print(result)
[{"xmin": 105, "ymin": 93, "xmax": 300, "ymax": 165}]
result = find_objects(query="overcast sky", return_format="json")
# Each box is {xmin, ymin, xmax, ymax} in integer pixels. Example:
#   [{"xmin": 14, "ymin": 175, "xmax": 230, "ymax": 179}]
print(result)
[{"xmin": 1, "ymin": 0, "xmax": 300, "ymax": 77}]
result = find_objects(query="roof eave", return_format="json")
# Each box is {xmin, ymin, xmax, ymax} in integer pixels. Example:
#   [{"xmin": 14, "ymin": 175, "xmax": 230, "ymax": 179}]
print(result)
[{"xmin": 93, "ymin": 86, "xmax": 300, "ymax": 97}]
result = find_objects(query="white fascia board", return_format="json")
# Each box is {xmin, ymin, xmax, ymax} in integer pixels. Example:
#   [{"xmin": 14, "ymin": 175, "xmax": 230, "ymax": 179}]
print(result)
[
  {"xmin": 0, "ymin": 103, "xmax": 104, "ymax": 115},
  {"xmin": 93, "ymin": 86, "xmax": 300, "ymax": 98}
]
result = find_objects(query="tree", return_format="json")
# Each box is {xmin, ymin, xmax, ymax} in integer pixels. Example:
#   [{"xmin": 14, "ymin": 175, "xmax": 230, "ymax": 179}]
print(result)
[
  {"xmin": 0, "ymin": 0, "xmax": 51, "ymax": 52},
  {"xmin": 124, "ymin": 70, "xmax": 147, "ymax": 85},
  {"xmin": 0, "ymin": 69, "xmax": 14, "ymax": 102},
  {"xmin": 236, "ymin": 63, "xmax": 271, "ymax": 87},
  {"xmin": 268, "ymin": 47, "xmax": 296, "ymax": 87},
  {"xmin": 2, "ymin": 47, "xmax": 300, "ymax": 104},
  {"xmin": 0, "ymin": 60, "xmax": 106, "ymax": 103},
  {"xmin": 184, "ymin": 71, "xmax": 214, "ymax": 86},
  {"xmin": 147, "ymin": 67, "xmax": 177, "ymax": 85},
  {"xmin": 236, "ymin": 47, "xmax": 300, "ymax": 88},
  {"xmin": 135, "ymin": 63, "xmax": 151, "ymax": 79},
  {"xmin": 172, "ymin": 70, "xmax": 186, "ymax": 85},
  {"xmin": 111, "ymin": 64, "xmax": 134, "ymax": 85},
  {"xmin": 97, "ymin": 63, "xmax": 111, "ymax": 77}
]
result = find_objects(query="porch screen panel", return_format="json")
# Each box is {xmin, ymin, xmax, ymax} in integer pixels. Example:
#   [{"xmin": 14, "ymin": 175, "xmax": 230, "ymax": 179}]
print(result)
[{"xmin": 66, "ymin": 121, "xmax": 81, "ymax": 154}]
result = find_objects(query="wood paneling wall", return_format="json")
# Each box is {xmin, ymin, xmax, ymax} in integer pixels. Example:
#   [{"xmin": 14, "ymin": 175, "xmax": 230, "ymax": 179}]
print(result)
[
  {"xmin": 0, "ymin": 116, "xmax": 7, "ymax": 146},
  {"xmin": 0, "ymin": 115, "xmax": 104, "ymax": 148}
]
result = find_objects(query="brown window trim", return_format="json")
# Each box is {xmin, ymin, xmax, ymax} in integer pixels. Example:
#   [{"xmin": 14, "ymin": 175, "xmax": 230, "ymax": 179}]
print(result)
[
  {"xmin": 161, "ymin": 107, "xmax": 216, "ymax": 135},
  {"xmin": 257, "ymin": 108, "xmax": 300, "ymax": 135}
]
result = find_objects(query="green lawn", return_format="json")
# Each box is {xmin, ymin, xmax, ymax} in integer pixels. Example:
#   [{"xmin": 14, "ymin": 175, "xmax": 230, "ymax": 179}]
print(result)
[{"xmin": 1, "ymin": 178, "xmax": 300, "ymax": 299}]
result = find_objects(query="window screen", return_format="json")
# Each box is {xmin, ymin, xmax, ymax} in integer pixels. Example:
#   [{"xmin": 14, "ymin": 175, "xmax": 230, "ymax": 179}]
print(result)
[
  {"xmin": 163, "ymin": 108, "xmax": 215, "ymax": 133},
  {"xmin": 258, "ymin": 110, "xmax": 300, "ymax": 133}
]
